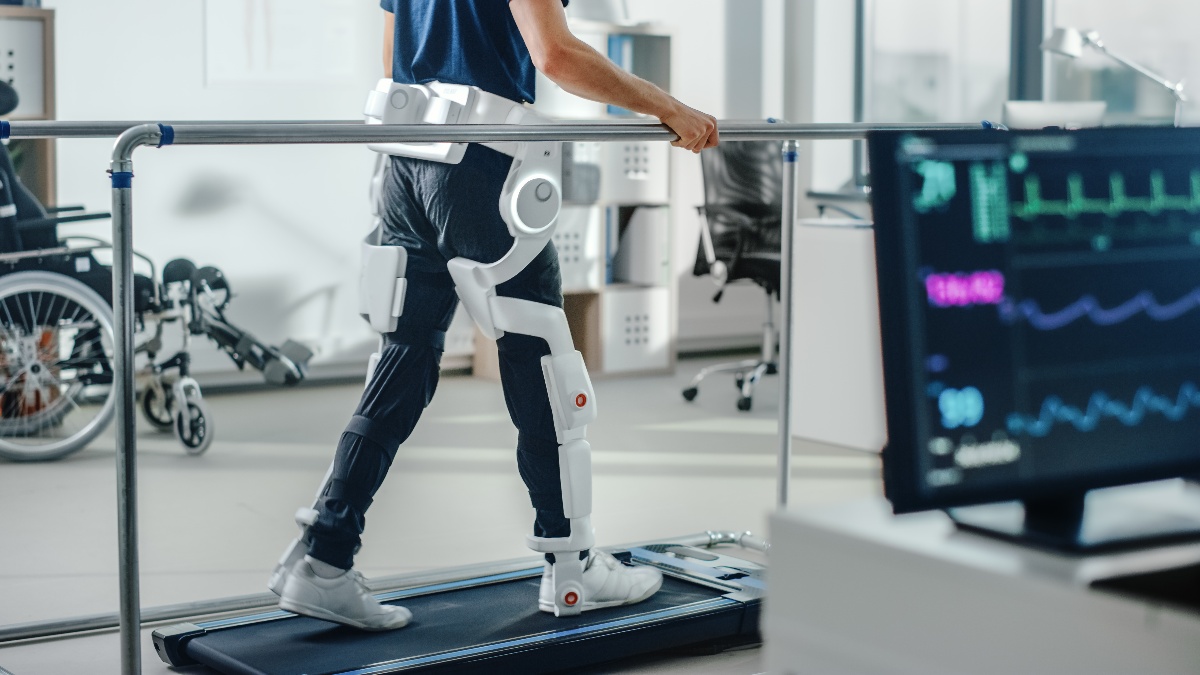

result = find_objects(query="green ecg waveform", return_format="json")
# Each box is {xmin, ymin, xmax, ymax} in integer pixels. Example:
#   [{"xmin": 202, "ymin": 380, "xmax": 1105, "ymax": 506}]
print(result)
[
  {"xmin": 970, "ymin": 162, "xmax": 1011, "ymax": 244},
  {"xmin": 1013, "ymin": 170, "xmax": 1200, "ymax": 220}
]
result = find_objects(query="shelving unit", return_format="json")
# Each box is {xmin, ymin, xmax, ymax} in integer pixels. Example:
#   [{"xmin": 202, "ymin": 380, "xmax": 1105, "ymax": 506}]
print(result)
[
  {"xmin": 473, "ymin": 20, "xmax": 676, "ymax": 379},
  {"xmin": 0, "ymin": 6, "xmax": 56, "ymax": 206}
]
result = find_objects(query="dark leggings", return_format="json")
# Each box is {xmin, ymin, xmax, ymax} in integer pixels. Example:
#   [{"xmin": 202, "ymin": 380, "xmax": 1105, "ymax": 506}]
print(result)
[{"xmin": 307, "ymin": 146, "xmax": 573, "ymax": 569}]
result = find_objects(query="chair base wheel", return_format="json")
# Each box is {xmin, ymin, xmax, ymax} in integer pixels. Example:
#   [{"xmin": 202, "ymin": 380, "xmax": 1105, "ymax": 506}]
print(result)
[
  {"xmin": 682, "ymin": 387, "xmax": 698, "ymax": 402},
  {"xmin": 737, "ymin": 397, "xmax": 752, "ymax": 412}
]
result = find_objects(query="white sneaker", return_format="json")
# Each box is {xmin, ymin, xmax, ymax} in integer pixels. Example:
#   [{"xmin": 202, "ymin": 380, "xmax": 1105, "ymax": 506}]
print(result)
[
  {"xmin": 278, "ymin": 558, "xmax": 411, "ymax": 631},
  {"xmin": 539, "ymin": 550, "xmax": 663, "ymax": 614}
]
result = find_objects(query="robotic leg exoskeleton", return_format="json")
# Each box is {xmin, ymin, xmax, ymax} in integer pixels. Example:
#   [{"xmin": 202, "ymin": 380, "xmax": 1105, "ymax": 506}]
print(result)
[
  {"xmin": 444, "ymin": 135, "xmax": 598, "ymax": 618},
  {"xmin": 272, "ymin": 81, "xmax": 597, "ymax": 617}
]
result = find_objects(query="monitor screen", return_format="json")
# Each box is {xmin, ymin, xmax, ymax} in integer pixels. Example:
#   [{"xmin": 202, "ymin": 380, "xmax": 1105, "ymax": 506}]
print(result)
[{"xmin": 870, "ymin": 127, "xmax": 1200, "ymax": 514}]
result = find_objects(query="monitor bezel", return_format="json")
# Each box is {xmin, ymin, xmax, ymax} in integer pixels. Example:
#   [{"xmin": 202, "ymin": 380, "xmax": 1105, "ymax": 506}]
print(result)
[{"xmin": 868, "ymin": 127, "xmax": 1200, "ymax": 514}]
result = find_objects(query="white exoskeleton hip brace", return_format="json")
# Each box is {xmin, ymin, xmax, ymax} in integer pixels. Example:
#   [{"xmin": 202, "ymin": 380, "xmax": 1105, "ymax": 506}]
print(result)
[{"xmin": 271, "ymin": 80, "xmax": 598, "ymax": 618}]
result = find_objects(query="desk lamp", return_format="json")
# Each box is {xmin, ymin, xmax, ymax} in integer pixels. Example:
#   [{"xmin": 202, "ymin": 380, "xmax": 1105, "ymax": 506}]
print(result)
[{"xmin": 1042, "ymin": 27, "xmax": 1186, "ymax": 127}]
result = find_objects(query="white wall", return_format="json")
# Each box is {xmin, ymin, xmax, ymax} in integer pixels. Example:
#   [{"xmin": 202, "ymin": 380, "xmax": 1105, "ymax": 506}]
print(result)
[
  {"xmin": 42, "ymin": 1, "xmax": 807, "ymax": 372},
  {"xmin": 43, "ymin": 0, "xmax": 384, "ymax": 378},
  {"xmin": 793, "ymin": 0, "xmax": 859, "ymax": 197}
]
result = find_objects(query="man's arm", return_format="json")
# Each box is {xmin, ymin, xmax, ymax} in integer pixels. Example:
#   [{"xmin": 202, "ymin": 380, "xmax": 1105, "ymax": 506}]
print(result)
[
  {"xmin": 509, "ymin": 0, "xmax": 718, "ymax": 152},
  {"xmin": 382, "ymin": 10, "xmax": 394, "ymax": 78}
]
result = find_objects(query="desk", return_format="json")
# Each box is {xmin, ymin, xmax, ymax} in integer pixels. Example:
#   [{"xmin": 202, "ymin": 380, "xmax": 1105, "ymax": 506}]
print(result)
[
  {"xmin": 790, "ymin": 220, "xmax": 885, "ymax": 453},
  {"xmin": 764, "ymin": 496, "xmax": 1200, "ymax": 674}
]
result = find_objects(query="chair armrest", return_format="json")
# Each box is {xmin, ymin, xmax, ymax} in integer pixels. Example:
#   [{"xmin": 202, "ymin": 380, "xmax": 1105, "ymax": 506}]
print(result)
[
  {"xmin": 696, "ymin": 206, "xmax": 722, "ymax": 272},
  {"xmin": 17, "ymin": 212, "xmax": 112, "ymax": 229},
  {"xmin": 699, "ymin": 204, "xmax": 757, "ymax": 227},
  {"xmin": 700, "ymin": 204, "xmax": 782, "ymax": 230}
]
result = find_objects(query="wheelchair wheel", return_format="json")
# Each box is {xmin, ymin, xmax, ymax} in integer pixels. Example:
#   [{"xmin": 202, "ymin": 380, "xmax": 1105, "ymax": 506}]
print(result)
[
  {"xmin": 0, "ymin": 271, "xmax": 116, "ymax": 461},
  {"xmin": 140, "ymin": 381, "xmax": 175, "ymax": 432},
  {"xmin": 173, "ymin": 382, "xmax": 212, "ymax": 456}
]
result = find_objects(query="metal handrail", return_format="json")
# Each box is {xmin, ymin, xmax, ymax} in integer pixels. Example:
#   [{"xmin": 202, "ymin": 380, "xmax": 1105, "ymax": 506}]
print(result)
[
  {"xmin": 1, "ymin": 119, "xmax": 979, "ymax": 674},
  {"xmin": 1, "ymin": 119, "xmax": 362, "ymax": 139},
  {"xmin": 4, "ymin": 119, "xmax": 975, "ymax": 141}
]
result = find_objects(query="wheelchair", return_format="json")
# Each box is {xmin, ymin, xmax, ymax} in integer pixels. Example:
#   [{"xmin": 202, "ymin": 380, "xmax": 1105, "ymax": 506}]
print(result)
[{"xmin": 0, "ymin": 90, "xmax": 311, "ymax": 462}]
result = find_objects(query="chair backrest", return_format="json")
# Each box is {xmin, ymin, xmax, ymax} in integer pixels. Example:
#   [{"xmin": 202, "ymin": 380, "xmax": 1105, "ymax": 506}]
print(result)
[
  {"xmin": 696, "ymin": 141, "xmax": 784, "ymax": 292},
  {"xmin": 0, "ymin": 142, "xmax": 50, "ymax": 252},
  {"xmin": 0, "ymin": 79, "xmax": 53, "ymax": 253},
  {"xmin": 0, "ymin": 140, "xmax": 24, "ymax": 253},
  {"xmin": 700, "ymin": 140, "xmax": 784, "ymax": 221}
]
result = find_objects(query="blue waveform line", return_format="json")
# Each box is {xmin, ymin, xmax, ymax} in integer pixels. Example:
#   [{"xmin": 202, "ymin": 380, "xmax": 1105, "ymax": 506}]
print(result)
[
  {"xmin": 1007, "ymin": 382, "xmax": 1200, "ymax": 438},
  {"xmin": 998, "ymin": 287, "xmax": 1200, "ymax": 330}
]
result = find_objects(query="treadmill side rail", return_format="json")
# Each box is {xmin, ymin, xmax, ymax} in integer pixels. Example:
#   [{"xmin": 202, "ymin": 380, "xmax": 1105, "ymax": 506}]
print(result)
[
  {"xmin": 152, "ymin": 622, "xmax": 208, "ymax": 667},
  {"xmin": 148, "ymin": 539, "xmax": 766, "ymax": 675}
]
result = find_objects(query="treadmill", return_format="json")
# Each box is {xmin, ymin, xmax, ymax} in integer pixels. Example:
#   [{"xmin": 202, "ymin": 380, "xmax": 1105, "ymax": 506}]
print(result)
[{"xmin": 153, "ymin": 534, "xmax": 766, "ymax": 675}]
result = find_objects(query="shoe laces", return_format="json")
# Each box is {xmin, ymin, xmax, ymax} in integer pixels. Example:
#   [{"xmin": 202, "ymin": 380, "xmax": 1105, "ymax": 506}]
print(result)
[
  {"xmin": 585, "ymin": 550, "xmax": 619, "ymax": 571},
  {"xmin": 345, "ymin": 569, "xmax": 371, "ymax": 593}
]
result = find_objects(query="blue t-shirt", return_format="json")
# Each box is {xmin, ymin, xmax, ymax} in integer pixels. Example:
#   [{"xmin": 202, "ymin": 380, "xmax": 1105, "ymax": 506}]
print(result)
[{"xmin": 381, "ymin": 0, "xmax": 568, "ymax": 104}]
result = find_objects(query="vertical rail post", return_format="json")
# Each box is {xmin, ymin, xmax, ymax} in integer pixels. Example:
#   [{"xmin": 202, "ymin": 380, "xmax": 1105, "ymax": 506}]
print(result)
[
  {"xmin": 111, "ymin": 167, "xmax": 140, "ymax": 675},
  {"xmin": 110, "ymin": 123, "xmax": 163, "ymax": 675},
  {"xmin": 777, "ymin": 139, "xmax": 800, "ymax": 508}
]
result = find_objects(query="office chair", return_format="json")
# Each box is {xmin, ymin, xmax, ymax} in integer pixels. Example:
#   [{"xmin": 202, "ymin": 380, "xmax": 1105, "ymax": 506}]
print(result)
[{"xmin": 682, "ymin": 140, "xmax": 782, "ymax": 412}]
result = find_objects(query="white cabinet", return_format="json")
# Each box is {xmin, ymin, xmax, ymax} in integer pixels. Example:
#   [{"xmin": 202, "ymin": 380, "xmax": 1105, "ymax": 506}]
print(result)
[
  {"xmin": 611, "ymin": 205, "xmax": 670, "ymax": 288},
  {"xmin": 601, "ymin": 286, "xmax": 671, "ymax": 373},
  {"xmin": 555, "ymin": 205, "xmax": 605, "ymax": 293}
]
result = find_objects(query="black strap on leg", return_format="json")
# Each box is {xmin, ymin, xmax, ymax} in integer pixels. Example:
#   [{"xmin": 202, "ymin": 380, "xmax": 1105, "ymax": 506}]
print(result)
[
  {"xmin": 344, "ymin": 414, "xmax": 404, "ymax": 458},
  {"xmin": 385, "ymin": 324, "xmax": 447, "ymax": 351},
  {"xmin": 325, "ymin": 478, "xmax": 374, "ymax": 513}
]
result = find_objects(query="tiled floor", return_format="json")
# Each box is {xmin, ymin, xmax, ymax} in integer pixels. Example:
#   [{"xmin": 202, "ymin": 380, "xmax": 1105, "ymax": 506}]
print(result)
[{"xmin": 0, "ymin": 355, "xmax": 882, "ymax": 674}]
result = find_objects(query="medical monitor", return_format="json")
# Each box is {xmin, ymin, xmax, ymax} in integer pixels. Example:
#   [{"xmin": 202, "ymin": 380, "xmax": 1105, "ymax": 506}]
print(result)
[{"xmin": 869, "ymin": 127, "xmax": 1200, "ymax": 550}]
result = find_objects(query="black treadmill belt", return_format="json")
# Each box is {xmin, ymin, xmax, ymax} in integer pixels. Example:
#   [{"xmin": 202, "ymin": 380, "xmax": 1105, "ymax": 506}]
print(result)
[{"xmin": 184, "ymin": 570, "xmax": 736, "ymax": 675}]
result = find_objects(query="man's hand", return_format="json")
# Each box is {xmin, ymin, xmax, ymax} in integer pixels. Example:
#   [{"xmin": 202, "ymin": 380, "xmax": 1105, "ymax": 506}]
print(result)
[
  {"xmin": 661, "ymin": 102, "xmax": 719, "ymax": 153},
  {"xmin": 510, "ymin": 0, "xmax": 719, "ymax": 153}
]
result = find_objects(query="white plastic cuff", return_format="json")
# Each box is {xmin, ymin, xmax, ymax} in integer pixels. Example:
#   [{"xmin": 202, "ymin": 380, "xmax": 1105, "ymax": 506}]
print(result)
[
  {"xmin": 267, "ymin": 507, "xmax": 320, "ymax": 596},
  {"xmin": 526, "ymin": 515, "xmax": 595, "ymax": 553},
  {"xmin": 542, "ymin": 352, "xmax": 598, "ymax": 439},
  {"xmin": 447, "ymin": 258, "xmax": 500, "ymax": 340},
  {"xmin": 559, "ymin": 440, "xmax": 592, "ymax": 519},
  {"xmin": 359, "ymin": 241, "xmax": 408, "ymax": 334},
  {"xmin": 550, "ymin": 558, "xmax": 585, "ymax": 617}
]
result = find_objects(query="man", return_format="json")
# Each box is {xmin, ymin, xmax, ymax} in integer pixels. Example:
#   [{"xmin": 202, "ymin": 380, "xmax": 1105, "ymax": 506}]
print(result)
[{"xmin": 277, "ymin": 0, "xmax": 719, "ymax": 630}]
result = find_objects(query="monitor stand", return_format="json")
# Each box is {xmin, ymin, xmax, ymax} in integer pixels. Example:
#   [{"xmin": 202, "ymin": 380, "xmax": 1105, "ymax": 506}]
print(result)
[{"xmin": 946, "ymin": 480, "xmax": 1200, "ymax": 554}]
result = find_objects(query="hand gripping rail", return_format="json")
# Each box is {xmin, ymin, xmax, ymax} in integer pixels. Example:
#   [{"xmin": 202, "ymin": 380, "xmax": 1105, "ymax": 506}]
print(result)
[{"xmin": 1, "ymin": 118, "xmax": 976, "ymax": 675}]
